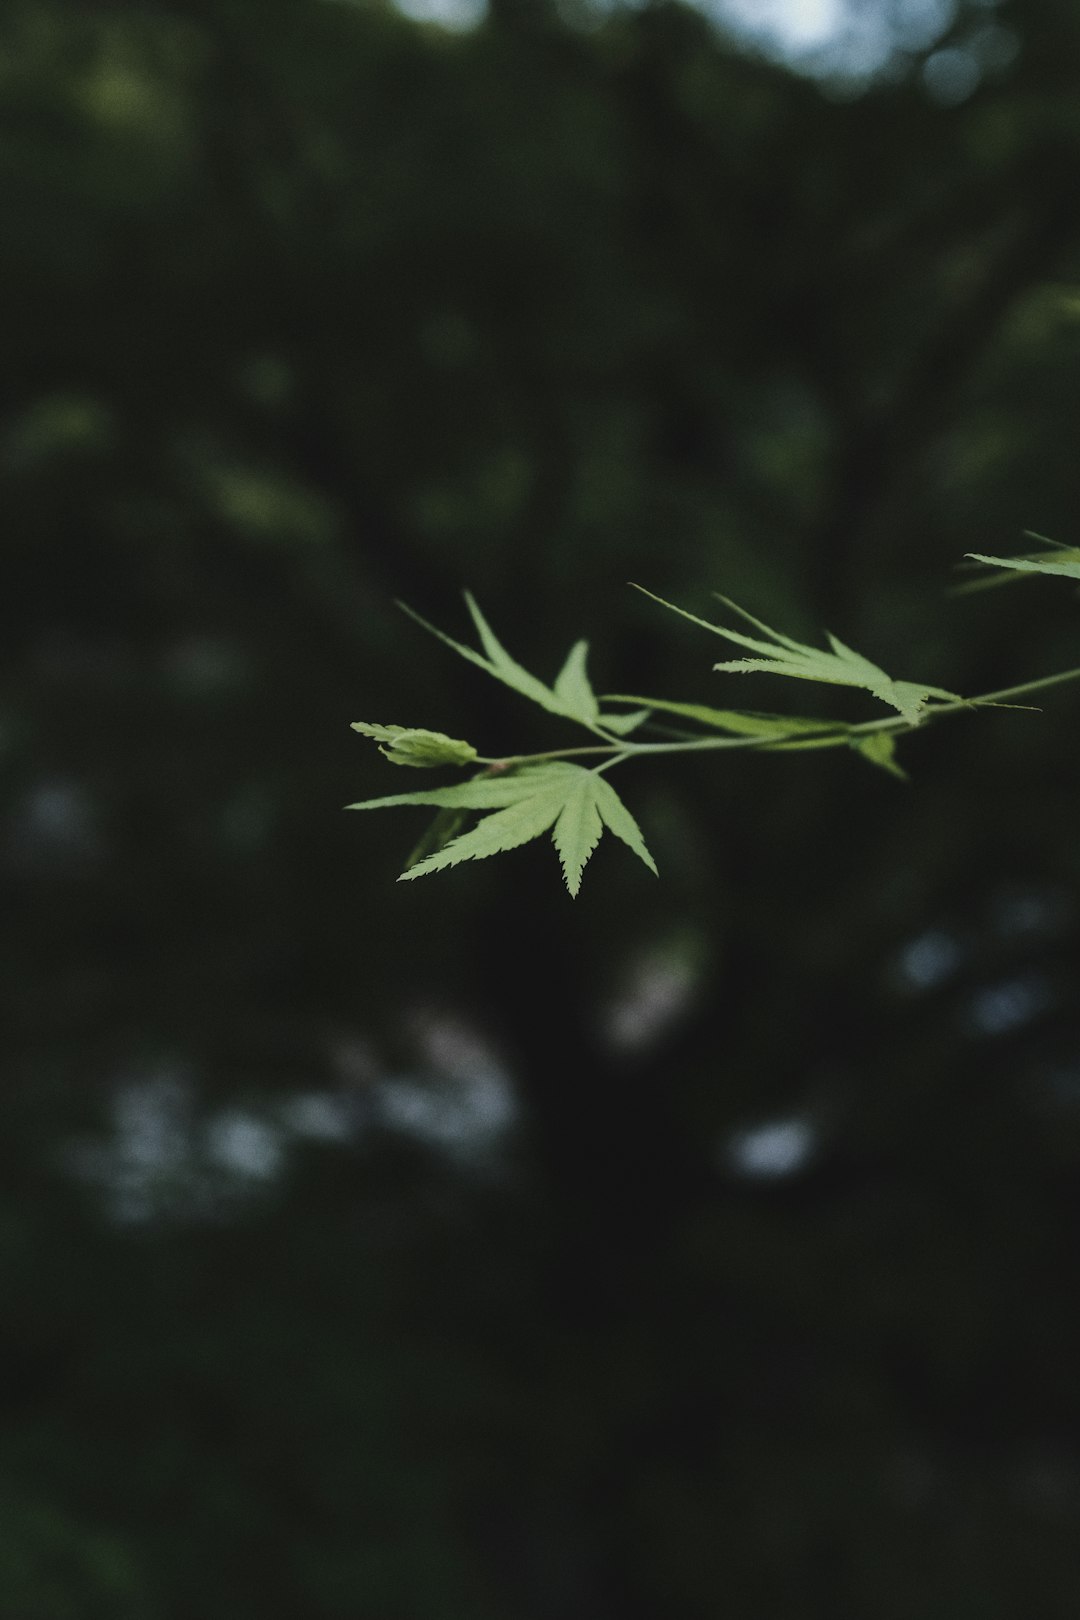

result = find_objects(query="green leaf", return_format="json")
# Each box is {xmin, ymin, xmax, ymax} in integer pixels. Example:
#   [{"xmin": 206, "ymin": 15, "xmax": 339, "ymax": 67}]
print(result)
[
  {"xmin": 850, "ymin": 731, "xmax": 908, "ymax": 780},
  {"xmin": 633, "ymin": 586, "xmax": 958, "ymax": 727},
  {"xmin": 598, "ymin": 707, "xmax": 650, "ymax": 736},
  {"xmin": 403, "ymin": 807, "xmax": 468, "ymax": 870},
  {"xmin": 404, "ymin": 789, "xmax": 565, "ymax": 881},
  {"xmin": 551, "ymin": 768, "xmax": 604, "ymax": 896},
  {"xmin": 602, "ymin": 693, "xmax": 850, "ymax": 741},
  {"xmin": 552, "ymin": 640, "xmax": 600, "ymax": 723},
  {"xmin": 398, "ymin": 594, "xmax": 607, "ymax": 729},
  {"xmin": 347, "ymin": 762, "xmax": 657, "ymax": 895},
  {"xmin": 350, "ymin": 722, "xmax": 478, "ymax": 768},
  {"xmin": 956, "ymin": 535, "xmax": 1080, "ymax": 592},
  {"xmin": 345, "ymin": 772, "xmax": 540, "ymax": 812},
  {"xmin": 462, "ymin": 593, "xmax": 564, "ymax": 712},
  {"xmin": 590, "ymin": 773, "xmax": 658, "ymax": 878},
  {"xmin": 965, "ymin": 550, "xmax": 1080, "ymax": 583}
]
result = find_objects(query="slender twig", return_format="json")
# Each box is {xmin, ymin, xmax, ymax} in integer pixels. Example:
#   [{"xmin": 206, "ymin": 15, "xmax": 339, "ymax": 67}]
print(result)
[{"xmin": 476, "ymin": 665, "xmax": 1080, "ymax": 774}]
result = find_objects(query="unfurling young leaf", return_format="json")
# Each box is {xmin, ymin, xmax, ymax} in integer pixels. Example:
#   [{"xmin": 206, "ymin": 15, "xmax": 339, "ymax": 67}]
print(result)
[
  {"xmin": 346, "ymin": 762, "xmax": 657, "ymax": 896},
  {"xmin": 351, "ymin": 722, "xmax": 478, "ymax": 768},
  {"xmin": 632, "ymin": 586, "xmax": 959, "ymax": 727}
]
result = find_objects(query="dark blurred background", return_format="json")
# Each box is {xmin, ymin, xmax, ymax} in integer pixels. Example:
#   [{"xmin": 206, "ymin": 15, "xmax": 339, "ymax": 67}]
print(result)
[{"xmin": 5, "ymin": 0, "xmax": 1080, "ymax": 1614}]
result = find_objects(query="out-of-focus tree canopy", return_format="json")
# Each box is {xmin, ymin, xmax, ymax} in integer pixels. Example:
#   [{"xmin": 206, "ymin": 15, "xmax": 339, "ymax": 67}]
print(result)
[{"xmin": 5, "ymin": 0, "xmax": 1080, "ymax": 1614}]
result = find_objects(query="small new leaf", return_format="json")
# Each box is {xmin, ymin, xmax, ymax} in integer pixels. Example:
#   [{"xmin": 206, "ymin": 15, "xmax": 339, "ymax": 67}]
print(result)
[
  {"xmin": 850, "ymin": 731, "xmax": 907, "ymax": 780},
  {"xmin": 634, "ymin": 587, "xmax": 958, "ymax": 726},
  {"xmin": 346, "ymin": 762, "xmax": 657, "ymax": 896},
  {"xmin": 351, "ymin": 722, "xmax": 478, "ymax": 768}
]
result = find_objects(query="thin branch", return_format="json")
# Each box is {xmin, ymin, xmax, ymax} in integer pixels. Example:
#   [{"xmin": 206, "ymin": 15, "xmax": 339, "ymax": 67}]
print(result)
[{"xmin": 476, "ymin": 665, "xmax": 1080, "ymax": 773}]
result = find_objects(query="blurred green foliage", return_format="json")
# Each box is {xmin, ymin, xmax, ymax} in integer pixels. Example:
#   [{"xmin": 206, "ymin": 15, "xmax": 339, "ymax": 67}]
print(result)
[{"xmin": 5, "ymin": 0, "xmax": 1080, "ymax": 1614}]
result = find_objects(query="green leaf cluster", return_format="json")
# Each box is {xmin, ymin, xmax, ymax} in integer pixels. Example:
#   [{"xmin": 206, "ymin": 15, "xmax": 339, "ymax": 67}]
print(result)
[
  {"xmin": 348, "ymin": 594, "xmax": 664, "ymax": 893},
  {"xmin": 346, "ymin": 570, "xmax": 1080, "ymax": 896}
]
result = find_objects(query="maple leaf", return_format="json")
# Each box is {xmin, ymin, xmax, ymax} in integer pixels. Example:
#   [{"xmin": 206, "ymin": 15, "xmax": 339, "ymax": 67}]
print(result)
[
  {"xmin": 399, "ymin": 594, "xmax": 648, "ymax": 735},
  {"xmin": 346, "ymin": 763, "xmax": 657, "ymax": 896},
  {"xmin": 634, "ymin": 587, "xmax": 958, "ymax": 727}
]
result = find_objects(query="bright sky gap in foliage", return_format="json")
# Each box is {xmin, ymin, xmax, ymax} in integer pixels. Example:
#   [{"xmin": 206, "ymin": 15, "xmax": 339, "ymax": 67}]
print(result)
[{"xmin": 384, "ymin": 0, "xmax": 990, "ymax": 90}]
